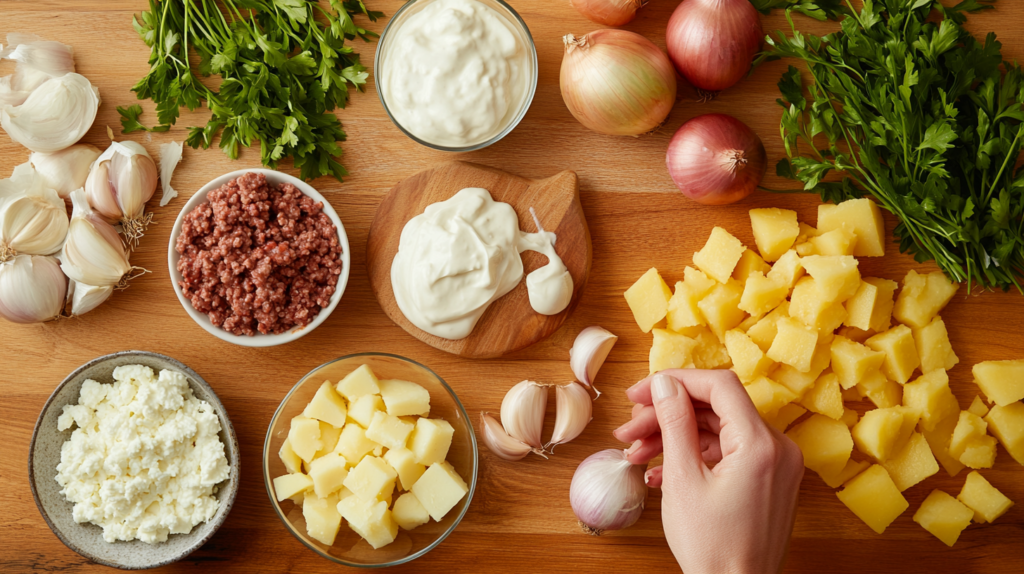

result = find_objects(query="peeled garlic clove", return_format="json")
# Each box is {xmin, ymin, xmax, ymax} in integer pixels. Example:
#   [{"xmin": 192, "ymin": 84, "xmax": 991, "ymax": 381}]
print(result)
[
  {"xmin": 86, "ymin": 141, "xmax": 158, "ymax": 246},
  {"xmin": 480, "ymin": 412, "xmax": 533, "ymax": 461},
  {"xmin": 546, "ymin": 382, "xmax": 593, "ymax": 452},
  {"xmin": 0, "ymin": 33, "xmax": 76, "ymax": 107},
  {"xmin": 0, "ymin": 254, "xmax": 67, "ymax": 323},
  {"xmin": 0, "ymin": 163, "xmax": 69, "ymax": 259},
  {"xmin": 158, "ymin": 141, "xmax": 183, "ymax": 207},
  {"xmin": 0, "ymin": 73, "xmax": 100, "ymax": 153},
  {"xmin": 500, "ymin": 380, "xmax": 549, "ymax": 451},
  {"xmin": 60, "ymin": 189, "xmax": 133, "ymax": 288},
  {"xmin": 569, "ymin": 326, "xmax": 618, "ymax": 395},
  {"xmin": 68, "ymin": 280, "xmax": 112, "ymax": 316},
  {"xmin": 29, "ymin": 144, "xmax": 100, "ymax": 198}
]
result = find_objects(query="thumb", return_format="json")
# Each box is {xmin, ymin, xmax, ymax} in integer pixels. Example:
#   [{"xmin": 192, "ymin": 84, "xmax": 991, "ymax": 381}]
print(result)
[{"xmin": 651, "ymin": 373, "xmax": 708, "ymax": 484}]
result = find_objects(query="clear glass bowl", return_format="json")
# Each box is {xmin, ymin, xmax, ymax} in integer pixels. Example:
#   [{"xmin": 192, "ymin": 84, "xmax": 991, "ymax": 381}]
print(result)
[
  {"xmin": 263, "ymin": 353, "xmax": 478, "ymax": 567},
  {"xmin": 374, "ymin": 0, "xmax": 538, "ymax": 152}
]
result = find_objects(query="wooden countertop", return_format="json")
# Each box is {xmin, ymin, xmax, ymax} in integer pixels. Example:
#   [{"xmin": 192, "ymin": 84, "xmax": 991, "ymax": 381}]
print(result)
[{"xmin": 3, "ymin": 1, "xmax": 1023, "ymax": 572}]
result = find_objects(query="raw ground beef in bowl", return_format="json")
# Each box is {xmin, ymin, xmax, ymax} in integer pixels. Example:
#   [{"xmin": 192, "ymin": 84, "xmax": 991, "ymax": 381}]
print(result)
[{"xmin": 175, "ymin": 172, "xmax": 344, "ymax": 336}]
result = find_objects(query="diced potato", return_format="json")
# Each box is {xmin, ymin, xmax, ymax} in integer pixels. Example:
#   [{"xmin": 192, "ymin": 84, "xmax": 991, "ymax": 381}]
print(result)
[
  {"xmin": 288, "ymin": 416, "xmax": 322, "ymax": 464},
  {"xmin": 383, "ymin": 447, "xmax": 427, "ymax": 491},
  {"xmin": 279, "ymin": 439, "xmax": 303, "ymax": 474},
  {"xmin": 666, "ymin": 282, "xmax": 705, "ymax": 332},
  {"xmin": 808, "ymin": 225, "xmax": 858, "ymax": 256},
  {"xmin": 334, "ymin": 423, "xmax": 380, "ymax": 465},
  {"xmin": 309, "ymin": 453, "xmax": 349, "ymax": 499},
  {"xmin": 968, "ymin": 396, "xmax": 990, "ymax": 418},
  {"xmin": 766, "ymin": 249, "xmax": 805, "ymax": 290},
  {"xmin": 820, "ymin": 458, "xmax": 871, "ymax": 489},
  {"xmin": 913, "ymin": 490, "xmax": 974, "ymax": 547},
  {"xmin": 852, "ymin": 407, "xmax": 910, "ymax": 462},
  {"xmin": 786, "ymin": 414, "xmax": 853, "ymax": 476},
  {"xmin": 304, "ymin": 381, "xmax": 349, "ymax": 428},
  {"xmin": 409, "ymin": 418, "xmax": 455, "ymax": 466},
  {"xmin": 737, "ymin": 315, "xmax": 759, "ymax": 332},
  {"xmin": 378, "ymin": 379, "xmax": 431, "ymax": 417},
  {"xmin": 366, "ymin": 411, "xmax": 415, "ymax": 451},
  {"xmin": 795, "ymin": 241, "xmax": 817, "ymax": 257},
  {"xmin": 948, "ymin": 411, "xmax": 989, "ymax": 460},
  {"xmin": 842, "ymin": 387, "xmax": 865, "ymax": 402},
  {"xmin": 749, "ymin": 208, "xmax": 799, "ymax": 262},
  {"xmin": 689, "ymin": 327, "xmax": 733, "ymax": 369},
  {"xmin": 303, "ymin": 490, "xmax": 343, "ymax": 546},
  {"xmin": 957, "ymin": 471, "xmax": 1014, "ymax": 523},
  {"xmin": 922, "ymin": 411, "xmax": 966, "ymax": 478},
  {"xmin": 392, "ymin": 492, "xmax": 431, "ymax": 530},
  {"xmin": 337, "ymin": 364, "xmax": 381, "ymax": 402},
  {"xmin": 765, "ymin": 403, "xmax": 807, "ymax": 433},
  {"xmin": 725, "ymin": 330, "xmax": 773, "ymax": 383},
  {"xmin": 348, "ymin": 394, "xmax": 386, "ymax": 428},
  {"xmin": 844, "ymin": 277, "xmax": 897, "ymax": 332},
  {"xmin": 865, "ymin": 325, "xmax": 920, "ymax": 384},
  {"xmin": 903, "ymin": 369, "xmax": 959, "ymax": 432},
  {"xmin": 892, "ymin": 270, "xmax": 959, "ymax": 329},
  {"xmin": 882, "ymin": 432, "xmax": 939, "ymax": 491},
  {"xmin": 337, "ymin": 495, "xmax": 398, "ymax": 549},
  {"xmin": 772, "ymin": 336, "xmax": 832, "ymax": 398},
  {"xmin": 840, "ymin": 408, "xmax": 859, "ymax": 428},
  {"xmin": 733, "ymin": 249, "xmax": 772, "ymax": 284},
  {"xmin": 312, "ymin": 421, "xmax": 343, "ymax": 461},
  {"xmin": 836, "ymin": 465, "xmax": 909, "ymax": 534},
  {"xmin": 837, "ymin": 325, "xmax": 878, "ymax": 344},
  {"xmin": 624, "ymin": 268, "xmax": 673, "ymax": 333},
  {"xmin": 745, "ymin": 376, "xmax": 797, "ymax": 418},
  {"xmin": 799, "ymin": 372, "xmax": 844, "ymax": 420},
  {"xmin": 831, "ymin": 336, "xmax": 886, "ymax": 390},
  {"xmin": 972, "ymin": 360, "xmax": 1024, "ymax": 407},
  {"xmin": 817, "ymin": 198, "xmax": 886, "ymax": 257},
  {"xmin": 273, "ymin": 472, "xmax": 313, "ymax": 502},
  {"xmin": 857, "ymin": 371, "xmax": 902, "ymax": 409},
  {"xmin": 693, "ymin": 226, "xmax": 746, "ymax": 283},
  {"xmin": 790, "ymin": 276, "xmax": 849, "ymax": 332},
  {"xmin": 410, "ymin": 462, "xmax": 470, "ymax": 522},
  {"xmin": 344, "ymin": 456, "xmax": 398, "ymax": 501},
  {"xmin": 747, "ymin": 302, "xmax": 790, "ymax": 352},
  {"xmin": 913, "ymin": 317, "xmax": 959, "ymax": 374},
  {"xmin": 738, "ymin": 272, "xmax": 789, "ymax": 317},
  {"xmin": 650, "ymin": 329, "xmax": 698, "ymax": 373},
  {"xmin": 683, "ymin": 266, "xmax": 717, "ymax": 296},
  {"xmin": 767, "ymin": 316, "xmax": 819, "ymax": 372},
  {"xmin": 796, "ymin": 222, "xmax": 820, "ymax": 244},
  {"xmin": 959, "ymin": 437, "xmax": 997, "ymax": 469},
  {"xmin": 985, "ymin": 402, "xmax": 1024, "ymax": 465},
  {"xmin": 697, "ymin": 279, "xmax": 747, "ymax": 341}
]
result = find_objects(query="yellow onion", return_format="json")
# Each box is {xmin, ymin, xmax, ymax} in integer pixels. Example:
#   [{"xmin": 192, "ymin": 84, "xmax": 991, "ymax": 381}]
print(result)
[
  {"xmin": 560, "ymin": 30, "xmax": 677, "ymax": 136},
  {"xmin": 570, "ymin": 0, "xmax": 647, "ymax": 27},
  {"xmin": 666, "ymin": 0, "xmax": 762, "ymax": 95}
]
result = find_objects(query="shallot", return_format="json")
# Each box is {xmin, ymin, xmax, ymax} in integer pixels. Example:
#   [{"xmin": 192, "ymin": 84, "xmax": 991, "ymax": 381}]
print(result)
[
  {"xmin": 570, "ymin": 0, "xmax": 647, "ymax": 27},
  {"xmin": 666, "ymin": 113, "xmax": 766, "ymax": 205}
]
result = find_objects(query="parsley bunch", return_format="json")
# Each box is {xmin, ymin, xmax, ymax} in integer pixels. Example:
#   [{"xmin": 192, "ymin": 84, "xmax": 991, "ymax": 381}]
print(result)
[
  {"xmin": 758, "ymin": 0, "xmax": 1024, "ymax": 292},
  {"xmin": 120, "ymin": 0, "xmax": 382, "ymax": 182}
]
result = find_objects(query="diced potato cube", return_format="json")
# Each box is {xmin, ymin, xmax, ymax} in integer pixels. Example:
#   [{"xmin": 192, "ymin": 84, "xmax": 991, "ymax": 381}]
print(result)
[
  {"xmin": 844, "ymin": 277, "xmax": 898, "ymax": 332},
  {"xmin": 745, "ymin": 376, "xmax": 797, "ymax": 418},
  {"xmin": 746, "ymin": 302, "xmax": 790, "ymax": 352},
  {"xmin": 337, "ymin": 364, "xmax": 381, "ymax": 401},
  {"xmin": 766, "ymin": 250, "xmax": 805, "ymax": 290},
  {"xmin": 836, "ymin": 465, "xmax": 909, "ymax": 534},
  {"xmin": 337, "ymin": 495, "xmax": 398, "ymax": 549},
  {"xmin": 683, "ymin": 266, "xmax": 717, "ymax": 296},
  {"xmin": 693, "ymin": 227, "xmax": 746, "ymax": 283},
  {"xmin": 799, "ymin": 372, "xmax": 844, "ymax": 420},
  {"xmin": 733, "ymin": 249, "xmax": 772, "ymax": 284},
  {"xmin": 303, "ymin": 381, "xmax": 349, "ymax": 428},
  {"xmin": 383, "ymin": 447, "xmax": 427, "ymax": 491},
  {"xmin": 959, "ymin": 436, "xmax": 997, "ymax": 469},
  {"xmin": 392, "ymin": 492, "xmax": 431, "ymax": 530},
  {"xmin": 949, "ymin": 411, "xmax": 989, "ymax": 460},
  {"xmin": 737, "ymin": 314, "xmax": 759, "ymax": 332},
  {"xmin": 837, "ymin": 325, "xmax": 878, "ymax": 344},
  {"xmin": 410, "ymin": 462, "xmax": 469, "ymax": 522},
  {"xmin": 882, "ymin": 432, "xmax": 939, "ymax": 491},
  {"xmin": 893, "ymin": 270, "xmax": 959, "ymax": 329},
  {"xmin": 820, "ymin": 458, "xmax": 871, "ymax": 489},
  {"xmin": 985, "ymin": 402, "xmax": 1024, "ymax": 465},
  {"xmin": 786, "ymin": 414, "xmax": 853, "ymax": 476},
  {"xmin": 840, "ymin": 408, "xmax": 859, "ymax": 428},
  {"xmin": 831, "ymin": 336, "xmax": 886, "ymax": 390},
  {"xmin": 795, "ymin": 241, "xmax": 816, "ymax": 257},
  {"xmin": 334, "ymin": 423, "xmax": 380, "ymax": 465},
  {"xmin": 765, "ymin": 403, "xmax": 807, "ymax": 433},
  {"xmin": 903, "ymin": 369, "xmax": 959, "ymax": 432},
  {"xmin": 912, "ymin": 317, "xmax": 959, "ymax": 374},
  {"xmin": 857, "ymin": 371, "xmax": 903, "ymax": 409},
  {"xmin": 842, "ymin": 387, "xmax": 865, "ymax": 402},
  {"xmin": 309, "ymin": 453, "xmax": 349, "ymax": 499},
  {"xmin": 968, "ymin": 396, "xmax": 990, "ymax": 418},
  {"xmin": 409, "ymin": 418, "xmax": 455, "ymax": 465},
  {"xmin": 303, "ymin": 490, "xmax": 342, "ymax": 546},
  {"xmin": 738, "ymin": 272, "xmax": 789, "ymax": 317},
  {"xmin": 344, "ymin": 456, "xmax": 398, "ymax": 501},
  {"xmin": 913, "ymin": 490, "xmax": 974, "ymax": 547},
  {"xmin": 348, "ymin": 394, "xmax": 386, "ymax": 428},
  {"xmin": 379, "ymin": 379, "xmax": 431, "ymax": 417},
  {"xmin": 817, "ymin": 198, "xmax": 886, "ymax": 257},
  {"xmin": 312, "ymin": 421, "xmax": 343, "ymax": 462},
  {"xmin": 697, "ymin": 279, "xmax": 747, "ymax": 341},
  {"xmin": 366, "ymin": 411, "xmax": 415, "ymax": 451},
  {"xmin": 667, "ymin": 282, "xmax": 704, "ymax": 331},
  {"xmin": 279, "ymin": 439, "xmax": 303, "ymax": 474},
  {"xmin": 865, "ymin": 325, "xmax": 920, "ymax": 384},
  {"xmin": 922, "ymin": 411, "xmax": 966, "ymax": 478},
  {"xmin": 957, "ymin": 471, "xmax": 1014, "ymax": 523},
  {"xmin": 749, "ymin": 208, "xmax": 799, "ymax": 262},
  {"xmin": 725, "ymin": 330, "xmax": 773, "ymax": 383},
  {"xmin": 796, "ymin": 222, "xmax": 820, "ymax": 244},
  {"xmin": 772, "ymin": 337, "xmax": 832, "ymax": 398},
  {"xmin": 624, "ymin": 268, "xmax": 673, "ymax": 333},
  {"xmin": 972, "ymin": 360, "xmax": 1024, "ymax": 407},
  {"xmin": 273, "ymin": 472, "xmax": 313, "ymax": 502},
  {"xmin": 288, "ymin": 416, "xmax": 322, "ymax": 463},
  {"xmin": 790, "ymin": 276, "xmax": 849, "ymax": 332},
  {"xmin": 650, "ymin": 329, "xmax": 698, "ymax": 373},
  {"xmin": 808, "ymin": 225, "xmax": 857, "ymax": 256},
  {"xmin": 690, "ymin": 327, "xmax": 733, "ymax": 369},
  {"xmin": 852, "ymin": 407, "xmax": 911, "ymax": 463},
  {"xmin": 767, "ymin": 316, "xmax": 818, "ymax": 372}
]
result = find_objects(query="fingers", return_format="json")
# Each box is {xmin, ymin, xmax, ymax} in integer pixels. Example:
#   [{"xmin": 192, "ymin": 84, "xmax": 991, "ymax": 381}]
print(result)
[
  {"xmin": 625, "ymin": 433, "xmax": 663, "ymax": 465},
  {"xmin": 643, "ymin": 433, "xmax": 721, "ymax": 490},
  {"xmin": 650, "ymin": 373, "xmax": 708, "ymax": 483},
  {"xmin": 630, "ymin": 369, "xmax": 761, "ymax": 438},
  {"xmin": 614, "ymin": 405, "xmax": 721, "ymax": 443},
  {"xmin": 644, "ymin": 465, "xmax": 663, "ymax": 488}
]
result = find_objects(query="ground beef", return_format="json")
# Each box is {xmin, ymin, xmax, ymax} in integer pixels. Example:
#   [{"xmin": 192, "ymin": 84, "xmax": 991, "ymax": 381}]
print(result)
[{"xmin": 176, "ymin": 172, "xmax": 343, "ymax": 336}]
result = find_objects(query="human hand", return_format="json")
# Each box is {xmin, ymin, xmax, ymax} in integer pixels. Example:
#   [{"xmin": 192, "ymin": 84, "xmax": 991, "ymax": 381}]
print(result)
[{"xmin": 613, "ymin": 369, "xmax": 804, "ymax": 574}]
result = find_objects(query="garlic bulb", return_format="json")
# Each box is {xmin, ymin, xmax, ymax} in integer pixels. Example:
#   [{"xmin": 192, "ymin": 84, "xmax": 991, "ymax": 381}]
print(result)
[
  {"xmin": 158, "ymin": 141, "xmax": 183, "ymax": 207},
  {"xmin": 0, "ymin": 33, "xmax": 75, "ymax": 107},
  {"xmin": 500, "ymin": 381, "xmax": 549, "ymax": 451},
  {"xmin": 0, "ymin": 254, "xmax": 67, "ymax": 323},
  {"xmin": 569, "ymin": 326, "xmax": 618, "ymax": 396},
  {"xmin": 480, "ymin": 412, "xmax": 533, "ymax": 461},
  {"xmin": 0, "ymin": 72, "xmax": 100, "ymax": 153},
  {"xmin": 0, "ymin": 163, "xmax": 69, "ymax": 260},
  {"xmin": 546, "ymin": 382, "xmax": 593, "ymax": 452},
  {"xmin": 30, "ymin": 144, "xmax": 101, "ymax": 198},
  {"xmin": 68, "ymin": 280, "xmax": 113, "ymax": 316},
  {"xmin": 570, "ymin": 449, "xmax": 648, "ymax": 535},
  {"xmin": 85, "ymin": 141, "xmax": 158, "ymax": 246},
  {"xmin": 61, "ymin": 189, "xmax": 134, "ymax": 288}
]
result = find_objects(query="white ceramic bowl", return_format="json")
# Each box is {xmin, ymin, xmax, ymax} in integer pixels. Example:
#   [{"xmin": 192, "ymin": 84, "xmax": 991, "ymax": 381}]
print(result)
[{"xmin": 167, "ymin": 169, "xmax": 350, "ymax": 347}]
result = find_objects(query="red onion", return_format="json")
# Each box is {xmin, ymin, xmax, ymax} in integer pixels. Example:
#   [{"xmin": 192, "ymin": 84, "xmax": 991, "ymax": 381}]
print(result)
[
  {"xmin": 570, "ymin": 449, "xmax": 648, "ymax": 535},
  {"xmin": 570, "ymin": 0, "xmax": 647, "ymax": 27},
  {"xmin": 560, "ymin": 30, "xmax": 677, "ymax": 136},
  {"xmin": 666, "ymin": 113, "xmax": 767, "ymax": 205},
  {"xmin": 666, "ymin": 0, "xmax": 763, "ymax": 95}
]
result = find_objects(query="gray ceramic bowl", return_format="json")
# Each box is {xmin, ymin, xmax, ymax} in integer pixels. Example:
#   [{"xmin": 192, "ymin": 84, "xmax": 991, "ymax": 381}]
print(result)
[{"xmin": 28, "ymin": 351, "xmax": 241, "ymax": 570}]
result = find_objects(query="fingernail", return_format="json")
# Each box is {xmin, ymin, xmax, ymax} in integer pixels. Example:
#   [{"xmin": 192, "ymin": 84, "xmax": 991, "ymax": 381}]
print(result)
[
  {"xmin": 644, "ymin": 469, "xmax": 654, "ymax": 485},
  {"xmin": 625, "ymin": 439, "xmax": 641, "ymax": 456},
  {"xmin": 651, "ymin": 374, "xmax": 677, "ymax": 403}
]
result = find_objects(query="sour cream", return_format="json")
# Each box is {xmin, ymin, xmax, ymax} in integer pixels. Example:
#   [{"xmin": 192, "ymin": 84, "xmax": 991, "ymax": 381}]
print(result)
[
  {"xmin": 391, "ymin": 188, "xmax": 573, "ymax": 340},
  {"xmin": 379, "ymin": 0, "xmax": 532, "ymax": 148}
]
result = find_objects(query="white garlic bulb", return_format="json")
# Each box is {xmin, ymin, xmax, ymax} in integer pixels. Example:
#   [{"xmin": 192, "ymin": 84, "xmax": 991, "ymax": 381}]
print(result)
[
  {"xmin": 60, "ymin": 189, "xmax": 132, "ymax": 288},
  {"xmin": 85, "ymin": 141, "xmax": 158, "ymax": 245},
  {"xmin": 68, "ymin": 280, "xmax": 113, "ymax": 316},
  {"xmin": 30, "ymin": 144, "xmax": 101, "ymax": 198},
  {"xmin": 0, "ymin": 72, "xmax": 100, "ymax": 153},
  {"xmin": 0, "ymin": 163, "xmax": 69, "ymax": 260},
  {"xmin": 0, "ymin": 254, "xmax": 67, "ymax": 323},
  {"xmin": 0, "ymin": 33, "xmax": 76, "ymax": 107}
]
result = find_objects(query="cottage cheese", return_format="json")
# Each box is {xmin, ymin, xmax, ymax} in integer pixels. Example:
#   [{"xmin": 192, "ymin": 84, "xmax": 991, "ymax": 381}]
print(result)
[{"xmin": 55, "ymin": 365, "xmax": 230, "ymax": 544}]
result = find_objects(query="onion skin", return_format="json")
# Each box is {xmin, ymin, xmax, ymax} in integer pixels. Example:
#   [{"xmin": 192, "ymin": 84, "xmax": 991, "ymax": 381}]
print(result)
[
  {"xmin": 560, "ymin": 30, "xmax": 677, "ymax": 136},
  {"xmin": 666, "ymin": 113, "xmax": 767, "ymax": 205},
  {"xmin": 666, "ymin": 0, "xmax": 763, "ymax": 94},
  {"xmin": 570, "ymin": 0, "xmax": 646, "ymax": 27}
]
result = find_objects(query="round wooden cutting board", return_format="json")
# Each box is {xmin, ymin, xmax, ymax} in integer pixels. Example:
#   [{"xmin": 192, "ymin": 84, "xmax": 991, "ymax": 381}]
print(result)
[{"xmin": 366, "ymin": 161, "xmax": 592, "ymax": 359}]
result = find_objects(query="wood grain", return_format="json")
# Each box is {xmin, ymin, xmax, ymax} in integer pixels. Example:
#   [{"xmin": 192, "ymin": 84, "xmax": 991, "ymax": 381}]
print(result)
[
  {"xmin": 366, "ymin": 161, "xmax": 591, "ymax": 358},
  {"xmin": 2, "ymin": 1, "xmax": 1024, "ymax": 573}
]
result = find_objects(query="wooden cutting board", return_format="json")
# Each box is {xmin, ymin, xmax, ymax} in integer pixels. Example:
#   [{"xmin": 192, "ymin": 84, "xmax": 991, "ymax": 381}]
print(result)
[{"xmin": 366, "ymin": 161, "xmax": 592, "ymax": 358}]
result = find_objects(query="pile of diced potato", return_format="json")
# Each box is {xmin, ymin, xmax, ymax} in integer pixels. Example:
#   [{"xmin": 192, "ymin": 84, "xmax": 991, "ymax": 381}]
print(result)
[
  {"xmin": 271, "ymin": 365, "xmax": 469, "ymax": 549},
  {"xmin": 623, "ymin": 198, "xmax": 1023, "ymax": 546}
]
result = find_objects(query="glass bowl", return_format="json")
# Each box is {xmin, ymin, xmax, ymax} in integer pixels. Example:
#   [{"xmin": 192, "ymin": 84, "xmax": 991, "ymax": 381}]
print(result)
[
  {"xmin": 263, "ymin": 353, "xmax": 478, "ymax": 567},
  {"xmin": 374, "ymin": 0, "xmax": 538, "ymax": 152}
]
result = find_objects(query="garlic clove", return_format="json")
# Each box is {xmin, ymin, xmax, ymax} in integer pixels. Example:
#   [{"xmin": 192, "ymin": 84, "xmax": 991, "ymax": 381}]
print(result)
[
  {"xmin": 68, "ymin": 280, "xmax": 113, "ymax": 316},
  {"xmin": 60, "ymin": 189, "xmax": 134, "ymax": 288},
  {"xmin": 546, "ymin": 382, "xmax": 593, "ymax": 452},
  {"xmin": 0, "ymin": 163, "xmax": 69, "ymax": 259},
  {"xmin": 158, "ymin": 141, "xmax": 183, "ymax": 207},
  {"xmin": 480, "ymin": 412, "xmax": 533, "ymax": 461},
  {"xmin": 0, "ymin": 73, "xmax": 100, "ymax": 153},
  {"xmin": 500, "ymin": 380, "xmax": 549, "ymax": 451},
  {"xmin": 29, "ymin": 144, "xmax": 101, "ymax": 198},
  {"xmin": 569, "ymin": 326, "xmax": 618, "ymax": 396},
  {"xmin": 570, "ymin": 448, "xmax": 648, "ymax": 535},
  {"xmin": 86, "ymin": 141, "xmax": 158, "ymax": 246},
  {"xmin": 0, "ymin": 254, "xmax": 67, "ymax": 323}
]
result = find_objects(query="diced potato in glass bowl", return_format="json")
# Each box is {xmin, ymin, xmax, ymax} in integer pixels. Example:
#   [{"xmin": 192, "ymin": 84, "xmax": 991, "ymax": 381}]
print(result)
[{"xmin": 263, "ymin": 353, "xmax": 477, "ymax": 567}]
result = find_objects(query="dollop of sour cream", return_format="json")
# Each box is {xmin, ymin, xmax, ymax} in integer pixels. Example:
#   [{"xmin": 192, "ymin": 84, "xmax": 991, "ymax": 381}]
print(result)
[
  {"xmin": 380, "ymin": 0, "xmax": 530, "ymax": 147},
  {"xmin": 392, "ymin": 187, "xmax": 573, "ymax": 340}
]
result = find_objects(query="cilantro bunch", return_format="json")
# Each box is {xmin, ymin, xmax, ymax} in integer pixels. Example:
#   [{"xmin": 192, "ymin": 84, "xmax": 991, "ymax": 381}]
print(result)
[
  {"xmin": 758, "ymin": 0, "xmax": 1024, "ymax": 292},
  {"xmin": 120, "ymin": 0, "xmax": 382, "ymax": 182}
]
